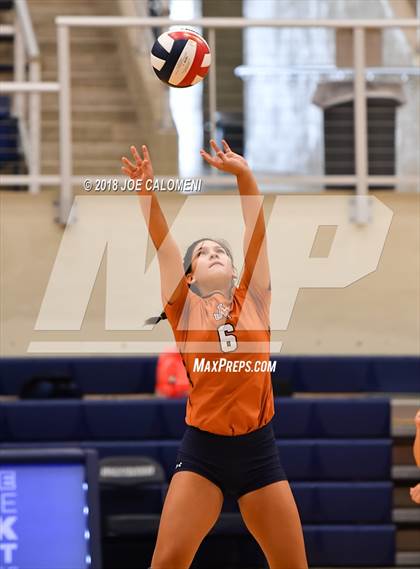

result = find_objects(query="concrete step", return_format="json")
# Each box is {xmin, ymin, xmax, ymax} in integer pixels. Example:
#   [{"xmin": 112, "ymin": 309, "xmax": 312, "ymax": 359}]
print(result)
[
  {"xmin": 39, "ymin": 39, "xmax": 118, "ymax": 57},
  {"xmin": 393, "ymin": 466, "xmax": 420, "ymax": 480},
  {"xmin": 41, "ymin": 122, "xmax": 144, "ymax": 143},
  {"xmin": 41, "ymin": 71, "xmax": 129, "ymax": 84},
  {"xmin": 42, "ymin": 108, "xmax": 138, "ymax": 123},
  {"xmin": 28, "ymin": 1, "xmax": 113, "ymax": 22},
  {"xmin": 40, "ymin": 119, "xmax": 142, "ymax": 142},
  {"xmin": 42, "ymin": 88, "xmax": 133, "ymax": 108},
  {"xmin": 392, "ymin": 398, "xmax": 420, "ymax": 436},
  {"xmin": 29, "ymin": 24, "xmax": 119, "ymax": 40},
  {"xmin": 37, "ymin": 32, "xmax": 119, "ymax": 49},
  {"xmin": 28, "ymin": 0, "xmax": 107, "ymax": 10},
  {"xmin": 397, "ymin": 552, "xmax": 420, "ymax": 566},
  {"xmin": 394, "ymin": 508, "xmax": 420, "ymax": 523},
  {"xmin": 28, "ymin": 0, "xmax": 111, "ymax": 17},
  {"xmin": 41, "ymin": 157, "xmax": 177, "ymax": 177},
  {"xmin": 40, "ymin": 52, "xmax": 123, "ymax": 70},
  {"xmin": 41, "ymin": 141, "xmax": 137, "ymax": 162},
  {"xmin": 41, "ymin": 160, "xmax": 121, "ymax": 176},
  {"xmin": 41, "ymin": 66, "xmax": 127, "ymax": 81}
]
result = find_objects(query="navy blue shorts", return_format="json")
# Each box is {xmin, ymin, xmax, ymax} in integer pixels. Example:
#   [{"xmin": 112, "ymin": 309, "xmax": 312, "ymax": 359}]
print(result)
[{"xmin": 172, "ymin": 419, "xmax": 287, "ymax": 499}]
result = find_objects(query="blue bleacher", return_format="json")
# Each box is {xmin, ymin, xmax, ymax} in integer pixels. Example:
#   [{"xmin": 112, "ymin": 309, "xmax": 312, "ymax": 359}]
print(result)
[
  {"xmin": 0, "ymin": 358, "xmax": 402, "ymax": 567},
  {"xmin": 0, "ymin": 437, "xmax": 393, "ymax": 482},
  {"xmin": 0, "ymin": 397, "xmax": 390, "ymax": 441},
  {"xmin": 0, "ymin": 357, "xmax": 157, "ymax": 395},
  {"xmin": 0, "ymin": 355, "xmax": 419, "ymax": 395},
  {"xmin": 304, "ymin": 525, "xmax": 395, "ymax": 566},
  {"xmin": 272, "ymin": 397, "xmax": 390, "ymax": 437},
  {"xmin": 288, "ymin": 355, "xmax": 420, "ymax": 392},
  {"xmin": 98, "ymin": 480, "xmax": 393, "ymax": 524},
  {"xmin": 72, "ymin": 358, "xmax": 157, "ymax": 394},
  {"xmin": 291, "ymin": 482, "xmax": 393, "ymax": 523}
]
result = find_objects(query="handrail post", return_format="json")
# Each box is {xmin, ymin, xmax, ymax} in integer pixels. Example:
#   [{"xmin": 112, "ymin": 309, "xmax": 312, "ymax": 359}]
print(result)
[
  {"xmin": 13, "ymin": 18, "xmax": 25, "ymax": 120},
  {"xmin": 353, "ymin": 26, "xmax": 369, "ymax": 224},
  {"xmin": 28, "ymin": 59, "xmax": 41, "ymax": 194},
  {"xmin": 208, "ymin": 27, "xmax": 217, "ymax": 149},
  {"xmin": 57, "ymin": 23, "xmax": 73, "ymax": 224}
]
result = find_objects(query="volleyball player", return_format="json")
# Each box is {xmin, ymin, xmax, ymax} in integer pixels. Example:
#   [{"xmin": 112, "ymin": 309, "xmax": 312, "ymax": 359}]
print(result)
[
  {"xmin": 121, "ymin": 140, "xmax": 308, "ymax": 569},
  {"xmin": 410, "ymin": 410, "xmax": 420, "ymax": 504}
]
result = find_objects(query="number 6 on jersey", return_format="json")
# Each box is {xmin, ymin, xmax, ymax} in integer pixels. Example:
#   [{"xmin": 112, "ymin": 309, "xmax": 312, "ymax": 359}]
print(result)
[{"xmin": 217, "ymin": 323, "xmax": 237, "ymax": 353}]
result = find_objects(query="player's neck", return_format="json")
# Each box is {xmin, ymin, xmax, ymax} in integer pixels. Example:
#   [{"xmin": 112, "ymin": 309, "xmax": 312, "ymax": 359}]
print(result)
[{"xmin": 201, "ymin": 284, "xmax": 234, "ymax": 300}]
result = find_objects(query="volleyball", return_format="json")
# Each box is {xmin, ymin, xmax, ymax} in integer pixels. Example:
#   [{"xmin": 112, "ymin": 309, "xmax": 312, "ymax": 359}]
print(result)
[{"xmin": 150, "ymin": 28, "xmax": 211, "ymax": 88}]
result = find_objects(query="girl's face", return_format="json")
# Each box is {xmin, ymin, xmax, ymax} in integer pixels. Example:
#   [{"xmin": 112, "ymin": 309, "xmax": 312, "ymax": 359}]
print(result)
[{"xmin": 187, "ymin": 240, "xmax": 234, "ymax": 291}]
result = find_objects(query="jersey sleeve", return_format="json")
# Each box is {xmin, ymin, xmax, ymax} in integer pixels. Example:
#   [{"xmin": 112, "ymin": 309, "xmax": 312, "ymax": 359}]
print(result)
[
  {"xmin": 161, "ymin": 276, "xmax": 191, "ymax": 332},
  {"xmin": 236, "ymin": 279, "xmax": 271, "ymax": 329},
  {"xmin": 250, "ymin": 281, "xmax": 271, "ymax": 327}
]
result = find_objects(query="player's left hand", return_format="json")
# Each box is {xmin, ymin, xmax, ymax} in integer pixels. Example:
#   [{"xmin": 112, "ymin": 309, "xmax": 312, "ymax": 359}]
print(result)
[
  {"xmin": 121, "ymin": 145, "xmax": 154, "ymax": 188},
  {"xmin": 410, "ymin": 483, "xmax": 420, "ymax": 504},
  {"xmin": 200, "ymin": 139, "xmax": 249, "ymax": 175}
]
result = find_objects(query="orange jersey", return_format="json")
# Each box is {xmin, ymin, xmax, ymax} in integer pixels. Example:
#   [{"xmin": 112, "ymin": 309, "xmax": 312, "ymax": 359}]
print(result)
[{"xmin": 163, "ymin": 278, "xmax": 274, "ymax": 435}]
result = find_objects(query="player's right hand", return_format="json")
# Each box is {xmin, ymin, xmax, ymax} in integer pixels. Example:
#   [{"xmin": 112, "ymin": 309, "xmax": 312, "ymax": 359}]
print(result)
[
  {"xmin": 410, "ymin": 483, "xmax": 420, "ymax": 504},
  {"xmin": 200, "ymin": 139, "xmax": 249, "ymax": 176},
  {"xmin": 121, "ymin": 145, "xmax": 154, "ymax": 188}
]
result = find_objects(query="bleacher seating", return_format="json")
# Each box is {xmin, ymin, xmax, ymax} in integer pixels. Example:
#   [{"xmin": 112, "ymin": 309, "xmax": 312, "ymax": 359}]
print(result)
[
  {"xmin": 0, "ymin": 390, "xmax": 396, "ymax": 567},
  {"xmin": 96, "ymin": 480, "xmax": 394, "ymax": 524},
  {"xmin": 0, "ymin": 355, "xmax": 419, "ymax": 395},
  {"xmin": 0, "ymin": 397, "xmax": 391, "ymax": 441}
]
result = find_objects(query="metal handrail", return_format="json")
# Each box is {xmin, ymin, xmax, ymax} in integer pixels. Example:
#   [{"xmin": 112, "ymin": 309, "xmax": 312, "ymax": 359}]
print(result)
[
  {"xmin": 0, "ymin": 0, "xmax": 42, "ymax": 193},
  {"xmin": 1, "ymin": 82, "xmax": 59, "ymax": 93},
  {"xmin": 234, "ymin": 65, "xmax": 420, "ymax": 77},
  {"xmin": 55, "ymin": 16, "xmax": 420, "ymax": 29},
  {"xmin": 2, "ymin": 16, "xmax": 419, "ymax": 222},
  {"xmin": 15, "ymin": 0, "xmax": 40, "ymax": 60},
  {"xmin": 54, "ymin": 16, "xmax": 419, "ymax": 224}
]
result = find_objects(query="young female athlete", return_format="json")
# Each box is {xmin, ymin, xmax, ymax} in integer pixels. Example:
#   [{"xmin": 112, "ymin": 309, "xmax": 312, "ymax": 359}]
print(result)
[
  {"xmin": 121, "ymin": 140, "xmax": 308, "ymax": 569},
  {"xmin": 410, "ymin": 410, "xmax": 420, "ymax": 504}
]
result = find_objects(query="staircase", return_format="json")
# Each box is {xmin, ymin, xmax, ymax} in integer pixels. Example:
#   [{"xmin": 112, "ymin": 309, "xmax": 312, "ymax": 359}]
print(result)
[
  {"xmin": 202, "ymin": 0, "xmax": 244, "ymax": 155},
  {"xmin": 26, "ymin": 0, "xmax": 177, "ymax": 183},
  {"xmin": 0, "ymin": 0, "xmax": 25, "ymax": 180}
]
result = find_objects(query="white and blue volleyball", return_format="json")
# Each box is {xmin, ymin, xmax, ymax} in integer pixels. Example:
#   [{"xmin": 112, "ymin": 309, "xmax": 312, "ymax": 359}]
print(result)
[{"xmin": 150, "ymin": 28, "xmax": 211, "ymax": 88}]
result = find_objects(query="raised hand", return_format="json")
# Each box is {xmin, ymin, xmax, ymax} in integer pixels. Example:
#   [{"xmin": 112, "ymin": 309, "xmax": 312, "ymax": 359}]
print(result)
[
  {"xmin": 200, "ymin": 139, "xmax": 249, "ymax": 176},
  {"xmin": 121, "ymin": 145, "xmax": 154, "ymax": 186},
  {"xmin": 410, "ymin": 483, "xmax": 420, "ymax": 504}
]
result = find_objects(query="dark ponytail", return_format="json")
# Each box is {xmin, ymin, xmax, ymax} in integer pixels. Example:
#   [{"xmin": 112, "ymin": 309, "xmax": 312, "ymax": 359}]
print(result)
[
  {"xmin": 144, "ymin": 237, "xmax": 235, "ymax": 327},
  {"xmin": 144, "ymin": 310, "xmax": 167, "ymax": 326}
]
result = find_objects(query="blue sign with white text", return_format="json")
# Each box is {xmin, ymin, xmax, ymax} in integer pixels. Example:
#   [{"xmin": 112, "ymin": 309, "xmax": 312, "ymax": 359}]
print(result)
[{"xmin": 0, "ymin": 464, "xmax": 91, "ymax": 569}]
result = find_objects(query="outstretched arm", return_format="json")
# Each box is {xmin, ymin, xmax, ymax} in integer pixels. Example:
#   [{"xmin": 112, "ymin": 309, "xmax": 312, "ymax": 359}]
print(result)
[
  {"xmin": 413, "ymin": 410, "xmax": 420, "ymax": 468},
  {"xmin": 200, "ymin": 139, "xmax": 270, "ymax": 291},
  {"xmin": 409, "ymin": 411, "xmax": 420, "ymax": 505},
  {"xmin": 121, "ymin": 145, "xmax": 187, "ymax": 305}
]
